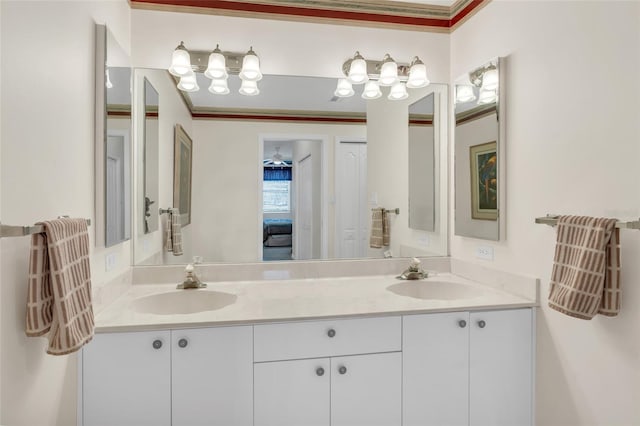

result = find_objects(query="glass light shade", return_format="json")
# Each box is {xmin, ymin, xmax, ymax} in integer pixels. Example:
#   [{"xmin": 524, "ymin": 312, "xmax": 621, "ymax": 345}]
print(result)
[
  {"xmin": 177, "ymin": 72, "xmax": 199, "ymax": 92},
  {"xmin": 362, "ymin": 81, "xmax": 382, "ymax": 100},
  {"xmin": 482, "ymin": 68, "xmax": 498, "ymax": 91},
  {"xmin": 169, "ymin": 46, "xmax": 192, "ymax": 77},
  {"xmin": 347, "ymin": 57, "xmax": 369, "ymax": 84},
  {"xmin": 208, "ymin": 78, "xmax": 230, "ymax": 95},
  {"xmin": 388, "ymin": 82, "xmax": 408, "ymax": 100},
  {"xmin": 334, "ymin": 78, "xmax": 355, "ymax": 97},
  {"xmin": 455, "ymin": 85, "xmax": 476, "ymax": 103},
  {"xmin": 204, "ymin": 51, "xmax": 228, "ymax": 80},
  {"xmin": 239, "ymin": 52, "xmax": 262, "ymax": 81},
  {"xmin": 406, "ymin": 63, "xmax": 430, "ymax": 88},
  {"xmin": 239, "ymin": 79, "xmax": 260, "ymax": 96},
  {"xmin": 477, "ymin": 89, "xmax": 496, "ymax": 105},
  {"xmin": 379, "ymin": 60, "xmax": 398, "ymax": 86}
]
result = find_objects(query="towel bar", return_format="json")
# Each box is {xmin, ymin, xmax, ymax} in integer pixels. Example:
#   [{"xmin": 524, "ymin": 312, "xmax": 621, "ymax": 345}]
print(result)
[
  {"xmin": 372, "ymin": 208, "xmax": 400, "ymax": 215},
  {"xmin": 535, "ymin": 215, "xmax": 640, "ymax": 230},
  {"xmin": 159, "ymin": 208, "xmax": 173, "ymax": 215},
  {"xmin": 0, "ymin": 218, "xmax": 92, "ymax": 238}
]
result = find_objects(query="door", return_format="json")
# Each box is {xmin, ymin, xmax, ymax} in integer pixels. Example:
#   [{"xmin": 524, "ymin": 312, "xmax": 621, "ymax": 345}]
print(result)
[
  {"xmin": 171, "ymin": 326, "xmax": 253, "ymax": 426},
  {"xmin": 296, "ymin": 154, "xmax": 313, "ymax": 260},
  {"xmin": 331, "ymin": 352, "xmax": 402, "ymax": 426},
  {"xmin": 470, "ymin": 309, "xmax": 533, "ymax": 426},
  {"xmin": 254, "ymin": 358, "xmax": 330, "ymax": 426},
  {"xmin": 106, "ymin": 134, "xmax": 125, "ymax": 246},
  {"xmin": 83, "ymin": 331, "xmax": 171, "ymax": 426},
  {"xmin": 403, "ymin": 312, "xmax": 470, "ymax": 426},
  {"xmin": 335, "ymin": 140, "xmax": 367, "ymax": 258}
]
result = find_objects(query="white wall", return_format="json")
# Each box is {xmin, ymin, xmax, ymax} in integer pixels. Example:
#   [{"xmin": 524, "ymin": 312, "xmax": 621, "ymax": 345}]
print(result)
[
  {"xmin": 451, "ymin": 1, "xmax": 640, "ymax": 424},
  {"xmin": 133, "ymin": 68, "xmax": 193, "ymax": 265},
  {"xmin": 0, "ymin": 1, "xmax": 130, "ymax": 425},
  {"xmin": 190, "ymin": 120, "xmax": 365, "ymax": 263}
]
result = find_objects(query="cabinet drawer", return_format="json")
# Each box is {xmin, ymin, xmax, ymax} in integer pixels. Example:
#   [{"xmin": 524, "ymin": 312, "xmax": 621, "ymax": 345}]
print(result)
[{"xmin": 254, "ymin": 316, "xmax": 401, "ymax": 362}]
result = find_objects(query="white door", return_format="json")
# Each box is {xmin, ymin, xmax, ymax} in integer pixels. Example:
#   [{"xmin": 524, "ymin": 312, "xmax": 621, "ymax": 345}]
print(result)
[
  {"xmin": 403, "ymin": 312, "xmax": 470, "ymax": 426},
  {"xmin": 254, "ymin": 358, "xmax": 330, "ymax": 426},
  {"xmin": 296, "ymin": 154, "xmax": 313, "ymax": 260},
  {"xmin": 470, "ymin": 309, "xmax": 533, "ymax": 426},
  {"xmin": 331, "ymin": 352, "xmax": 402, "ymax": 426},
  {"xmin": 335, "ymin": 141, "xmax": 367, "ymax": 258},
  {"xmin": 171, "ymin": 327, "xmax": 253, "ymax": 426},
  {"xmin": 83, "ymin": 331, "xmax": 171, "ymax": 426},
  {"xmin": 106, "ymin": 134, "xmax": 125, "ymax": 246}
]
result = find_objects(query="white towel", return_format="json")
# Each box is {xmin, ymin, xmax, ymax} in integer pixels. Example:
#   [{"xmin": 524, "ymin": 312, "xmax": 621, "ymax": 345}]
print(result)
[
  {"xmin": 26, "ymin": 218, "xmax": 94, "ymax": 355},
  {"xmin": 164, "ymin": 208, "xmax": 183, "ymax": 256}
]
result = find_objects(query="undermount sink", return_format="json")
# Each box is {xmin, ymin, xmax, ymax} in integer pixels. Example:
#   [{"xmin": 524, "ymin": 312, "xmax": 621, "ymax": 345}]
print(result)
[
  {"xmin": 133, "ymin": 290, "xmax": 237, "ymax": 315},
  {"xmin": 386, "ymin": 280, "xmax": 486, "ymax": 300}
]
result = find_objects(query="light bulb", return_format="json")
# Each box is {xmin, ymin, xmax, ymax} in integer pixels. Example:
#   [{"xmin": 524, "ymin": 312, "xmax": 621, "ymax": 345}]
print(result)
[
  {"xmin": 477, "ymin": 89, "xmax": 496, "ymax": 105},
  {"xmin": 481, "ymin": 68, "xmax": 498, "ymax": 91},
  {"xmin": 455, "ymin": 85, "xmax": 476, "ymax": 103},
  {"xmin": 177, "ymin": 72, "xmax": 199, "ymax": 92},
  {"xmin": 208, "ymin": 78, "xmax": 230, "ymax": 95},
  {"xmin": 378, "ymin": 54, "xmax": 398, "ymax": 87},
  {"xmin": 347, "ymin": 52, "xmax": 369, "ymax": 84},
  {"xmin": 204, "ymin": 45, "xmax": 228, "ymax": 80},
  {"xmin": 334, "ymin": 78, "xmax": 354, "ymax": 97},
  {"xmin": 388, "ymin": 82, "xmax": 408, "ymax": 100},
  {"xmin": 169, "ymin": 42, "xmax": 192, "ymax": 77},
  {"xmin": 239, "ymin": 47, "xmax": 262, "ymax": 82},
  {"xmin": 239, "ymin": 79, "xmax": 260, "ymax": 96},
  {"xmin": 406, "ymin": 57, "xmax": 430, "ymax": 89},
  {"xmin": 362, "ymin": 81, "xmax": 382, "ymax": 100}
]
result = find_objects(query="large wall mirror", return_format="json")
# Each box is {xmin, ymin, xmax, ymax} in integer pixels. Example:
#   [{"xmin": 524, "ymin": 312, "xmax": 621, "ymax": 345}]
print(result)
[
  {"xmin": 95, "ymin": 24, "xmax": 132, "ymax": 248},
  {"xmin": 131, "ymin": 70, "xmax": 448, "ymax": 265},
  {"xmin": 454, "ymin": 58, "xmax": 505, "ymax": 241}
]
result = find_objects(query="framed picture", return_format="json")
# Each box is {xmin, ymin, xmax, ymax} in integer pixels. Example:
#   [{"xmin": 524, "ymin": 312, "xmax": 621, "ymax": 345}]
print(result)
[
  {"xmin": 470, "ymin": 141, "xmax": 498, "ymax": 220},
  {"xmin": 174, "ymin": 124, "xmax": 193, "ymax": 226}
]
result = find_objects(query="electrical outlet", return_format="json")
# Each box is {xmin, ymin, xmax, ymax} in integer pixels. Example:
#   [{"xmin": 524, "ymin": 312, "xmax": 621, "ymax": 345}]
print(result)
[
  {"xmin": 105, "ymin": 253, "xmax": 117, "ymax": 272},
  {"xmin": 475, "ymin": 245, "xmax": 494, "ymax": 261},
  {"xmin": 417, "ymin": 235, "xmax": 430, "ymax": 247},
  {"xmin": 143, "ymin": 239, "xmax": 150, "ymax": 253}
]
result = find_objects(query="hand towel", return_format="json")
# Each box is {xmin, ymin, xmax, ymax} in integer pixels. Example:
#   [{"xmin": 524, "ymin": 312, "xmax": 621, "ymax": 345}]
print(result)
[
  {"xmin": 164, "ymin": 208, "xmax": 183, "ymax": 256},
  {"xmin": 370, "ymin": 208, "xmax": 384, "ymax": 248},
  {"xmin": 548, "ymin": 215, "xmax": 621, "ymax": 320},
  {"xmin": 26, "ymin": 218, "xmax": 94, "ymax": 355},
  {"xmin": 382, "ymin": 209, "xmax": 391, "ymax": 247}
]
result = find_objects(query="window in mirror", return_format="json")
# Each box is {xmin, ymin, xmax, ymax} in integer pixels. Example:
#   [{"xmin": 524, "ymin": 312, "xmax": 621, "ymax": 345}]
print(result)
[
  {"xmin": 263, "ymin": 181, "xmax": 291, "ymax": 213},
  {"xmin": 454, "ymin": 58, "xmax": 504, "ymax": 241}
]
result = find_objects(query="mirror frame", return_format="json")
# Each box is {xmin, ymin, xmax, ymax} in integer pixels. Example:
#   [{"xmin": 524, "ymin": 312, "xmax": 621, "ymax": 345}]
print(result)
[{"xmin": 94, "ymin": 24, "xmax": 107, "ymax": 247}]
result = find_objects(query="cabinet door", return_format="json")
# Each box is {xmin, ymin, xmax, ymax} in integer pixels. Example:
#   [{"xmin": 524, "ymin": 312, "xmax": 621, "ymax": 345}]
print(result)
[
  {"xmin": 254, "ymin": 358, "xmax": 330, "ymax": 426},
  {"xmin": 331, "ymin": 352, "xmax": 402, "ymax": 426},
  {"xmin": 172, "ymin": 326, "xmax": 253, "ymax": 426},
  {"xmin": 83, "ymin": 331, "xmax": 171, "ymax": 426},
  {"xmin": 403, "ymin": 312, "xmax": 470, "ymax": 426},
  {"xmin": 470, "ymin": 309, "xmax": 533, "ymax": 426}
]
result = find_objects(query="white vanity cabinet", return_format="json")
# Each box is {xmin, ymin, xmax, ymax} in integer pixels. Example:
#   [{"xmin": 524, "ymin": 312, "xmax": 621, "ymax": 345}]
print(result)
[
  {"xmin": 81, "ymin": 326, "xmax": 253, "ymax": 426},
  {"xmin": 253, "ymin": 316, "xmax": 402, "ymax": 426},
  {"xmin": 403, "ymin": 308, "xmax": 533, "ymax": 426}
]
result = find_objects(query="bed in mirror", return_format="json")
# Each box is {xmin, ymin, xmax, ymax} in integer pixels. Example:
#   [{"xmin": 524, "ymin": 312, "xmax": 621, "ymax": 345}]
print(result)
[{"xmin": 130, "ymin": 70, "xmax": 448, "ymax": 265}]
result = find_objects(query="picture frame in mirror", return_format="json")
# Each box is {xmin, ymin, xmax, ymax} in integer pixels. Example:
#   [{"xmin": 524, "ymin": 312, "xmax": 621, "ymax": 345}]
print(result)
[
  {"xmin": 174, "ymin": 124, "xmax": 193, "ymax": 226},
  {"xmin": 469, "ymin": 141, "xmax": 497, "ymax": 221}
]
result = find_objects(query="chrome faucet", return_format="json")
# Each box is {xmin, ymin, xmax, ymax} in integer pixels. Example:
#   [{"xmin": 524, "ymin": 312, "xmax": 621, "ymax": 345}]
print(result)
[
  {"xmin": 177, "ymin": 264, "xmax": 207, "ymax": 289},
  {"xmin": 398, "ymin": 257, "xmax": 428, "ymax": 280}
]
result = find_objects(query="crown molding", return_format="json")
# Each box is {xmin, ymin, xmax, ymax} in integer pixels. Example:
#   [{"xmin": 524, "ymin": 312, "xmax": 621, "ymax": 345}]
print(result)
[{"xmin": 130, "ymin": 0, "xmax": 491, "ymax": 32}]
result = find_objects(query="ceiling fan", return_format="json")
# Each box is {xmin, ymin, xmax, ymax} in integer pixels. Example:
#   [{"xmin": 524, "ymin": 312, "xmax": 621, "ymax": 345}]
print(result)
[{"xmin": 263, "ymin": 146, "xmax": 292, "ymax": 167}]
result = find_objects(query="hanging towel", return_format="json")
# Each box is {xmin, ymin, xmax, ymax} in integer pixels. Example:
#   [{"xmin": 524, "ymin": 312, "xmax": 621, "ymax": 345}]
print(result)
[
  {"xmin": 370, "ymin": 208, "xmax": 391, "ymax": 248},
  {"xmin": 164, "ymin": 208, "xmax": 183, "ymax": 256},
  {"xmin": 548, "ymin": 215, "xmax": 621, "ymax": 320},
  {"xmin": 26, "ymin": 218, "xmax": 94, "ymax": 355}
]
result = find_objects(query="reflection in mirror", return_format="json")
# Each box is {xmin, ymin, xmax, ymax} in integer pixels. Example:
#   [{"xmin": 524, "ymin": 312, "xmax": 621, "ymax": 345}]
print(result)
[
  {"xmin": 143, "ymin": 79, "xmax": 159, "ymax": 234},
  {"xmin": 454, "ymin": 58, "xmax": 504, "ymax": 241},
  {"xmin": 408, "ymin": 93, "xmax": 435, "ymax": 232},
  {"xmin": 96, "ymin": 23, "xmax": 132, "ymax": 248},
  {"xmin": 131, "ymin": 71, "xmax": 448, "ymax": 265}
]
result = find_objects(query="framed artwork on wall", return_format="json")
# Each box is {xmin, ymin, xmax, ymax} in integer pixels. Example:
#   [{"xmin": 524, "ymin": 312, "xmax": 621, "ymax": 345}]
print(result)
[
  {"xmin": 174, "ymin": 124, "xmax": 193, "ymax": 226},
  {"xmin": 470, "ymin": 141, "xmax": 498, "ymax": 220}
]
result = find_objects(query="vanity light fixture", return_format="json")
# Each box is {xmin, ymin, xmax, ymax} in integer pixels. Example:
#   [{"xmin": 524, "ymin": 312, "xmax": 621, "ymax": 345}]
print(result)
[
  {"xmin": 477, "ymin": 89, "xmax": 497, "ymax": 105},
  {"xmin": 455, "ymin": 84, "xmax": 476, "ymax": 103},
  {"xmin": 460, "ymin": 62, "xmax": 499, "ymax": 105},
  {"xmin": 480, "ymin": 67, "xmax": 498, "ymax": 91},
  {"xmin": 168, "ymin": 42, "xmax": 263, "ymax": 96},
  {"xmin": 336, "ymin": 51, "xmax": 430, "ymax": 100}
]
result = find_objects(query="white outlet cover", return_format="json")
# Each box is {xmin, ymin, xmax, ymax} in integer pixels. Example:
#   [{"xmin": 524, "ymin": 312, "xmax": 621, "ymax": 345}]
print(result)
[{"xmin": 475, "ymin": 245, "xmax": 494, "ymax": 261}]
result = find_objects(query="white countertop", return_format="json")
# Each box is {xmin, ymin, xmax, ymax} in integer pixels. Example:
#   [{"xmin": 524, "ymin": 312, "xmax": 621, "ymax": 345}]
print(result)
[{"xmin": 95, "ymin": 273, "xmax": 537, "ymax": 332}]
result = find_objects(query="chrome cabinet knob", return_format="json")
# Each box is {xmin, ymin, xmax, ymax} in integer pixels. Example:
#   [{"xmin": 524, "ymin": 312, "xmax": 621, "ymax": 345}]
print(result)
[
  {"xmin": 477, "ymin": 320, "xmax": 486, "ymax": 329},
  {"xmin": 327, "ymin": 329, "xmax": 336, "ymax": 338},
  {"xmin": 338, "ymin": 366, "xmax": 347, "ymax": 375},
  {"xmin": 458, "ymin": 320, "xmax": 467, "ymax": 328},
  {"xmin": 152, "ymin": 339, "xmax": 163, "ymax": 350},
  {"xmin": 316, "ymin": 367, "xmax": 325, "ymax": 377},
  {"xmin": 178, "ymin": 338, "xmax": 189, "ymax": 348}
]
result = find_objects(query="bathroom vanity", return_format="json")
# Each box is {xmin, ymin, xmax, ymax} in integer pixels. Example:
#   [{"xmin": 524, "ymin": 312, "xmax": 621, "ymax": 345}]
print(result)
[{"xmin": 79, "ymin": 272, "xmax": 536, "ymax": 426}]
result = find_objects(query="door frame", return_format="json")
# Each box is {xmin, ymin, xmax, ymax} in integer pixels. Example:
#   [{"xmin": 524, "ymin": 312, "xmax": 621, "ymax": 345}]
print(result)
[{"xmin": 258, "ymin": 134, "xmax": 330, "ymax": 261}]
